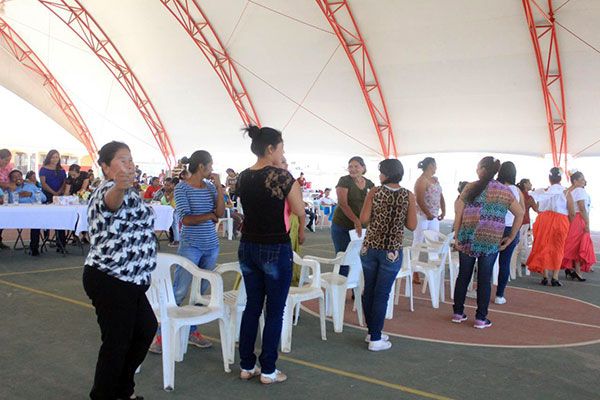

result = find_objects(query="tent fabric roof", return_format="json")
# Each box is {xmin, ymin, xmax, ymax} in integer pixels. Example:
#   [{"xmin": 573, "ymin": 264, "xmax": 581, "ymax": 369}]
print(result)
[{"xmin": 2, "ymin": 0, "xmax": 600, "ymax": 164}]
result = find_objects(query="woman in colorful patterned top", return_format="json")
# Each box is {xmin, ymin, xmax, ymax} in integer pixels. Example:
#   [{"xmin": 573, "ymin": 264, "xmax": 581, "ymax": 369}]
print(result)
[
  {"xmin": 83, "ymin": 141, "xmax": 157, "ymax": 400},
  {"xmin": 413, "ymin": 157, "xmax": 445, "ymax": 283},
  {"xmin": 331, "ymin": 156, "xmax": 375, "ymax": 276},
  {"xmin": 359, "ymin": 159, "xmax": 416, "ymax": 351},
  {"xmin": 527, "ymin": 168, "xmax": 572, "ymax": 286},
  {"xmin": 562, "ymin": 171, "xmax": 596, "ymax": 281},
  {"xmin": 452, "ymin": 157, "xmax": 523, "ymax": 329}
]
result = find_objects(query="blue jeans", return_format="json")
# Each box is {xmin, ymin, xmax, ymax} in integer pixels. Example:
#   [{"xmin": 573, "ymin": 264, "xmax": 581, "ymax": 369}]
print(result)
[
  {"xmin": 496, "ymin": 226, "xmax": 519, "ymax": 297},
  {"xmin": 172, "ymin": 242, "xmax": 219, "ymax": 333},
  {"xmin": 238, "ymin": 241, "xmax": 292, "ymax": 374},
  {"xmin": 360, "ymin": 247, "xmax": 402, "ymax": 341},
  {"xmin": 453, "ymin": 251, "xmax": 497, "ymax": 321},
  {"xmin": 331, "ymin": 222, "xmax": 351, "ymax": 276}
]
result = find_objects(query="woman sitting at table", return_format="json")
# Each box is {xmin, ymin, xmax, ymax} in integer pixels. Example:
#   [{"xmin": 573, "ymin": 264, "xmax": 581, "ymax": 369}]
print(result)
[
  {"xmin": 65, "ymin": 164, "xmax": 90, "ymax": 196},
  {"xmin": 8, "ymin": 169, "xmax": 46, "ymax": 256},
  {"xmin": 39, "ymin": 149, "xmax": 67, "ymax": 250}
]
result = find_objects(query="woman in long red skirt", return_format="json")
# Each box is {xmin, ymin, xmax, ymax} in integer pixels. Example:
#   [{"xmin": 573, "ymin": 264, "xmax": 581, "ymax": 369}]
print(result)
[{"xmin": 562, "ymin": 171, "xmax": 596, "ymax": 281}]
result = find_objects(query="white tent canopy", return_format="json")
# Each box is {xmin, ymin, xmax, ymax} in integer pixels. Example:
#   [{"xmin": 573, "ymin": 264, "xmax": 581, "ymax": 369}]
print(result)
[{"xmin": 2, "ymin": 0, "xmax": 600, "ymax": 164}]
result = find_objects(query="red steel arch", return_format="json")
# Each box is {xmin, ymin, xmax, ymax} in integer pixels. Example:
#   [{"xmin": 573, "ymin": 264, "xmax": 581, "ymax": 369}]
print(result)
[
  {"xmin": 315, "ymin": 0, "xmax": 397, "ymax": 158},
  {"xmin": 161, "ymin": 0, "xmax": 260, "ymax": 128},
  {"xmin": 0, "ymin": 17, "xmax": 98, "ymax": 160},
  {"xmin": 38, "ymin": 0, "xmax": 177, "ymax": 168},
  {"xmin": 522, "ymin": 0, "xmax": 568, "ymax": 171}
]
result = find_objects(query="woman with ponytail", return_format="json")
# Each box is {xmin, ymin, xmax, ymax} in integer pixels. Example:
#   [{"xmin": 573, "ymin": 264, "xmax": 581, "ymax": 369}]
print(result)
[
  {"xmin": 236, "ymin": 125, "xmax": 305, "ymax": 384},
  {"xmin": 452, "ymin": 157, "xmax": 523, "ymax": 329},
  {"xmin": 561, "ymin": 171, "xmax": 595, "ymax": 281},
  {"xmin": 412, "ymin": 157, "xmax": 445, "ymax": 284},
  {"xmin": 149, "ymin": 150, "xmax": 224, "ymax": 353},
  {"xmin": 526, "ymin": 167, "xmax": 572, "ymax": 286},
  {"xmin": 494, "ymin": 162, "xmax": 525, "ymax": 305},
  {"xmin": 359, "ymin": 159, "xmax": 416, "ymax": 351}
]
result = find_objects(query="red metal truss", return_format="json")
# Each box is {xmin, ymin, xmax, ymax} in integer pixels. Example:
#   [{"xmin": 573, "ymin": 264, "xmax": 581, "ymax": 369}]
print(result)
[
  {"xmin": 522, "ymin": 0, "xmax": 568, "ymax": 170},
  {"xmin": 315, "ymin": 0, "xmax": 397, "ymax": 158},
  {"xmin": 0, "ymin": 17, "xmax": 98, "ymax": 160},
  {"xmin": 38, "ymin": 0, "xmax": 177, "ymax": 168},
  {"xmin": 161, "ymin": 0, "xmax": 260, "ymax": 128}
]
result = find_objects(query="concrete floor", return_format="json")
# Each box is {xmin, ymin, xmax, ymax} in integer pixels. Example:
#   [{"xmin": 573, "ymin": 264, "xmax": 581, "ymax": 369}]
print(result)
[{"xmin": 1, "ymin": 229, "xmax": 599, "ymax": 400}]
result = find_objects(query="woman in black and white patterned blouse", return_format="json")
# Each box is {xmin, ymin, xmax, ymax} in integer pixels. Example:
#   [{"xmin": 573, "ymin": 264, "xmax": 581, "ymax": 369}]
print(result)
[{"xmin": 82, "ymin": 141, "xmax": 157, "ymax": 400}]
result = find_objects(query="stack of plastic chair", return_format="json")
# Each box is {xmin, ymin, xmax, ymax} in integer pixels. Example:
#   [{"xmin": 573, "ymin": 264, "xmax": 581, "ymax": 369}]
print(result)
[
  {"xmin": 411, "ymin": 234, "xmax": 452, "ymax": 308},
  {"xmin": 146, "ymin": 253, "xmax": 231, "ymax": 391},
  {"xmin": 304, "ymin": 239, "xmax": 364, "ymax": 333},
  {"xmin": 280, "ymin": 253, "xmax": 326, "ymax": 353},
  {"xmin": 385, "ymin": 247, "xmax": 414, "ymax": 319},
  {"xmin": 422, "ymin": 230, "xmax": 458, "ymax": 300}
]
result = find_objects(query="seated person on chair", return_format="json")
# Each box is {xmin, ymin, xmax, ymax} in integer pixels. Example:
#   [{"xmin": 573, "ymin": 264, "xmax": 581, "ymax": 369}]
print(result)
[
  {"xmin": 320, "ymin": 187, "xmax": 337, "ymax": 221},
  {"xmin": 9, "ymin": 170, "xmax": 46, "ymax": 256},
  {"xmin": 222, "ymin": 187, "xmax": 244, "ymax": 237},
  {"xmin": 143, "ymin": 176, "xmax": 162, "ymax": 201},
  {"xmin": 65, "ymin": 164, "xmax": 90, "ymax": 196}
]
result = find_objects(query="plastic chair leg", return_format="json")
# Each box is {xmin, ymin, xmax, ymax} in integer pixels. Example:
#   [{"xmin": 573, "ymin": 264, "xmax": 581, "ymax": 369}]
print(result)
[
  {"xmin": 385, "ymin": 280, "xmax": 395, "ymax": 320},
  {"xmin": 394, "ymin": 278, "xmax": 400, "ymax": 305},
  {"xmin": 329, "ymin": 284, "xmax": 345, "ymax": 333},
  {"xmin": 280, "ymin": 301, "xmax": 294, "ymax": 353},
  {"xmin": 318, "ymin": 296, "xmax": 327, "ymax": 341},
  {"xmin": 162, "ymin": 325, "xmax": 175, "ymax": 391},
  {"xmin": 353, "ymin": 287, "xmax": 365, "ymax": 327},
  {"xmin": 408, "ymin": 276, "xmax": 414, "ymax": 312},
  {"xmin": 426, "ymin": 271, "xmax": 440, "ymax": 308},
  {"xmin": 218, "ymin": 318, "xmax": 232, "ymax": 372}
]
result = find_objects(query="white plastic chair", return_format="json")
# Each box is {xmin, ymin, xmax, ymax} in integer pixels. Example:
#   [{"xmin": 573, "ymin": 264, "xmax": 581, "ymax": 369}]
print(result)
[
  {"xmin": 280, "ymin": 253, "xmax": 326, "ymax": 353},
  {"xmin": 411, "ymin": 234, "xmax": 452, "ymax": 308},
  {"xmin": 386, "ymin": 247, "xmax": 414, "ymax": 319},
  {"xmin": 422, "ymin": 230, "xmax": 459, "ymax": 300},
  {"xmin": 202, "ymin": 262, "xmax": 246, "ymax": 364},
  {"xmin": 146, "ymin": 253, "xmax": 231, "ymax": 391},
  {"xmin": 304, "ymin": 239, "xmax": 365, "ymax": 333},
  {"xmin": 215, "ymin": 208, "xmax": 233, "ymax": 240}
]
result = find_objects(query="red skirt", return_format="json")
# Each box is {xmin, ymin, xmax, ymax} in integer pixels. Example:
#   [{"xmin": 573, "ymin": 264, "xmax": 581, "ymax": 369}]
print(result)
[
  {"xmin": 561, "ymin": 214, "xmax": 597, "ymax": 272},
  {"xmin": 527, "ymin": 211, "xmax": 570, "ymax": 273}
]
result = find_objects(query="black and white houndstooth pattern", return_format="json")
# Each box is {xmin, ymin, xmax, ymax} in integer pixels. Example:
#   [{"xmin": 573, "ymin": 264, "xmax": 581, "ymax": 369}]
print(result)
[{"xmin": 84, "ymin": 180, "xmax": 157, "ymax": 285}]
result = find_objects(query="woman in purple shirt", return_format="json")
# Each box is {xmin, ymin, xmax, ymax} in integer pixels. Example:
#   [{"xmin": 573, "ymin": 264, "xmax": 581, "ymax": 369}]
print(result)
[{"xmin": 39, "ymin": 149, "xmax": 67, "ymax": 250}]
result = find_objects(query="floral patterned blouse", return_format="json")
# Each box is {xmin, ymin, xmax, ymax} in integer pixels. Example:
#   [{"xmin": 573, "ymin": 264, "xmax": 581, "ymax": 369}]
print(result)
[{"xmin": 417, "ymin": 177, "xmax": 443, "ymax": 217}]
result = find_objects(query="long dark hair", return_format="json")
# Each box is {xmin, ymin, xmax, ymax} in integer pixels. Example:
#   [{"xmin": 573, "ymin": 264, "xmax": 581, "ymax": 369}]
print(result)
[
  {"xmin": 181, "ymin": 150, "xmax": 212, "ymax": 174},
  {"xmin": 379, "ymin": 159, "xmax": 404, "ymax": 184},
  {"xmin": 244, "ymin": 125, "xmax": 283, "ymax": 157},
  {"xmin": 43, "ymin": 149, "xmax": 62, "ymax": 171},
  {"xmin": 497, "ymin": 161, "xmax": 516, "ymax": 185},
  {"xmin": 463, "ymin": 156, "xmax": 501, "ymax": 203}
]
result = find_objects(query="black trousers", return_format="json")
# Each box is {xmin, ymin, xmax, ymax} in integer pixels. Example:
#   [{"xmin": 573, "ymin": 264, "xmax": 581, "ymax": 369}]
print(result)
[{"xmin": 83, "ymin": 266, "xmax": 157, "ymax": 400}]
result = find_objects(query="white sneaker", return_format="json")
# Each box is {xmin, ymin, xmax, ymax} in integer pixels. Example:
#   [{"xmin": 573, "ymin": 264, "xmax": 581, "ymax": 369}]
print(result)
[
  {"xmin": 365, "ymin": 334, "xmax": 389, "ymax": 343},
  {"xmin": 368, "ymin": 339, "xmax": 392, "ymax": 352},
  {"xmin": 494, "ymin": 296, "xmax": 506, "ymax": 305}
]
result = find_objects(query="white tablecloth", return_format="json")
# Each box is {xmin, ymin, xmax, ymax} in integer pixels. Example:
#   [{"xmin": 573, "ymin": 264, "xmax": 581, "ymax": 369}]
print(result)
[
  {"xmin": 0, "ymin": 204, "xmax": 80, "ymax": 230},
  {"xmin": 74, "ymin": 204, "xmax": 174, "ymax": 234}
]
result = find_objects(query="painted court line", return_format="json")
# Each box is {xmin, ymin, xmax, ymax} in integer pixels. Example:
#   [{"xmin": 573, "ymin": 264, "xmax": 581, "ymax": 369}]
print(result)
[
  {"xmin": 0, "ymin": 266, "xmax": 83, "ymax": 277},
  {"xmin": 411, "ymin": 295, "xmax": 600, "ymax": 330},
  {"xmin": 0, "ymin": 278, "xmax": 454, "ymax": 400}
]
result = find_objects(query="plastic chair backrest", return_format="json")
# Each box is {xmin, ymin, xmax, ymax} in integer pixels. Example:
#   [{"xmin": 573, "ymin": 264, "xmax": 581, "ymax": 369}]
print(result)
[
  {"xmin": 148, "ymin": 253, "xmax": 180, "ymax": 311},
  {"xmin": 342, "ymin": 239, "xmax": 364, "ymax": 286},
  {"xmin": 294, "ymin": 253, "xmax": 321, "ymax": 289},
  {"xmin": 157, "ymin": 253, "xmax": 224, "ymax": 309},
  {"xmin": 215, "ymin": 261, "xmax": 246, "ymax": 307}
]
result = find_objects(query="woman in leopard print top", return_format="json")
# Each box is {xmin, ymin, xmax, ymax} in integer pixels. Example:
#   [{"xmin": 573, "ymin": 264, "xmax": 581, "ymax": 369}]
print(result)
[{"xmin": 359, "ymin": 159, "xmax": 416, "ymax": 351}]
